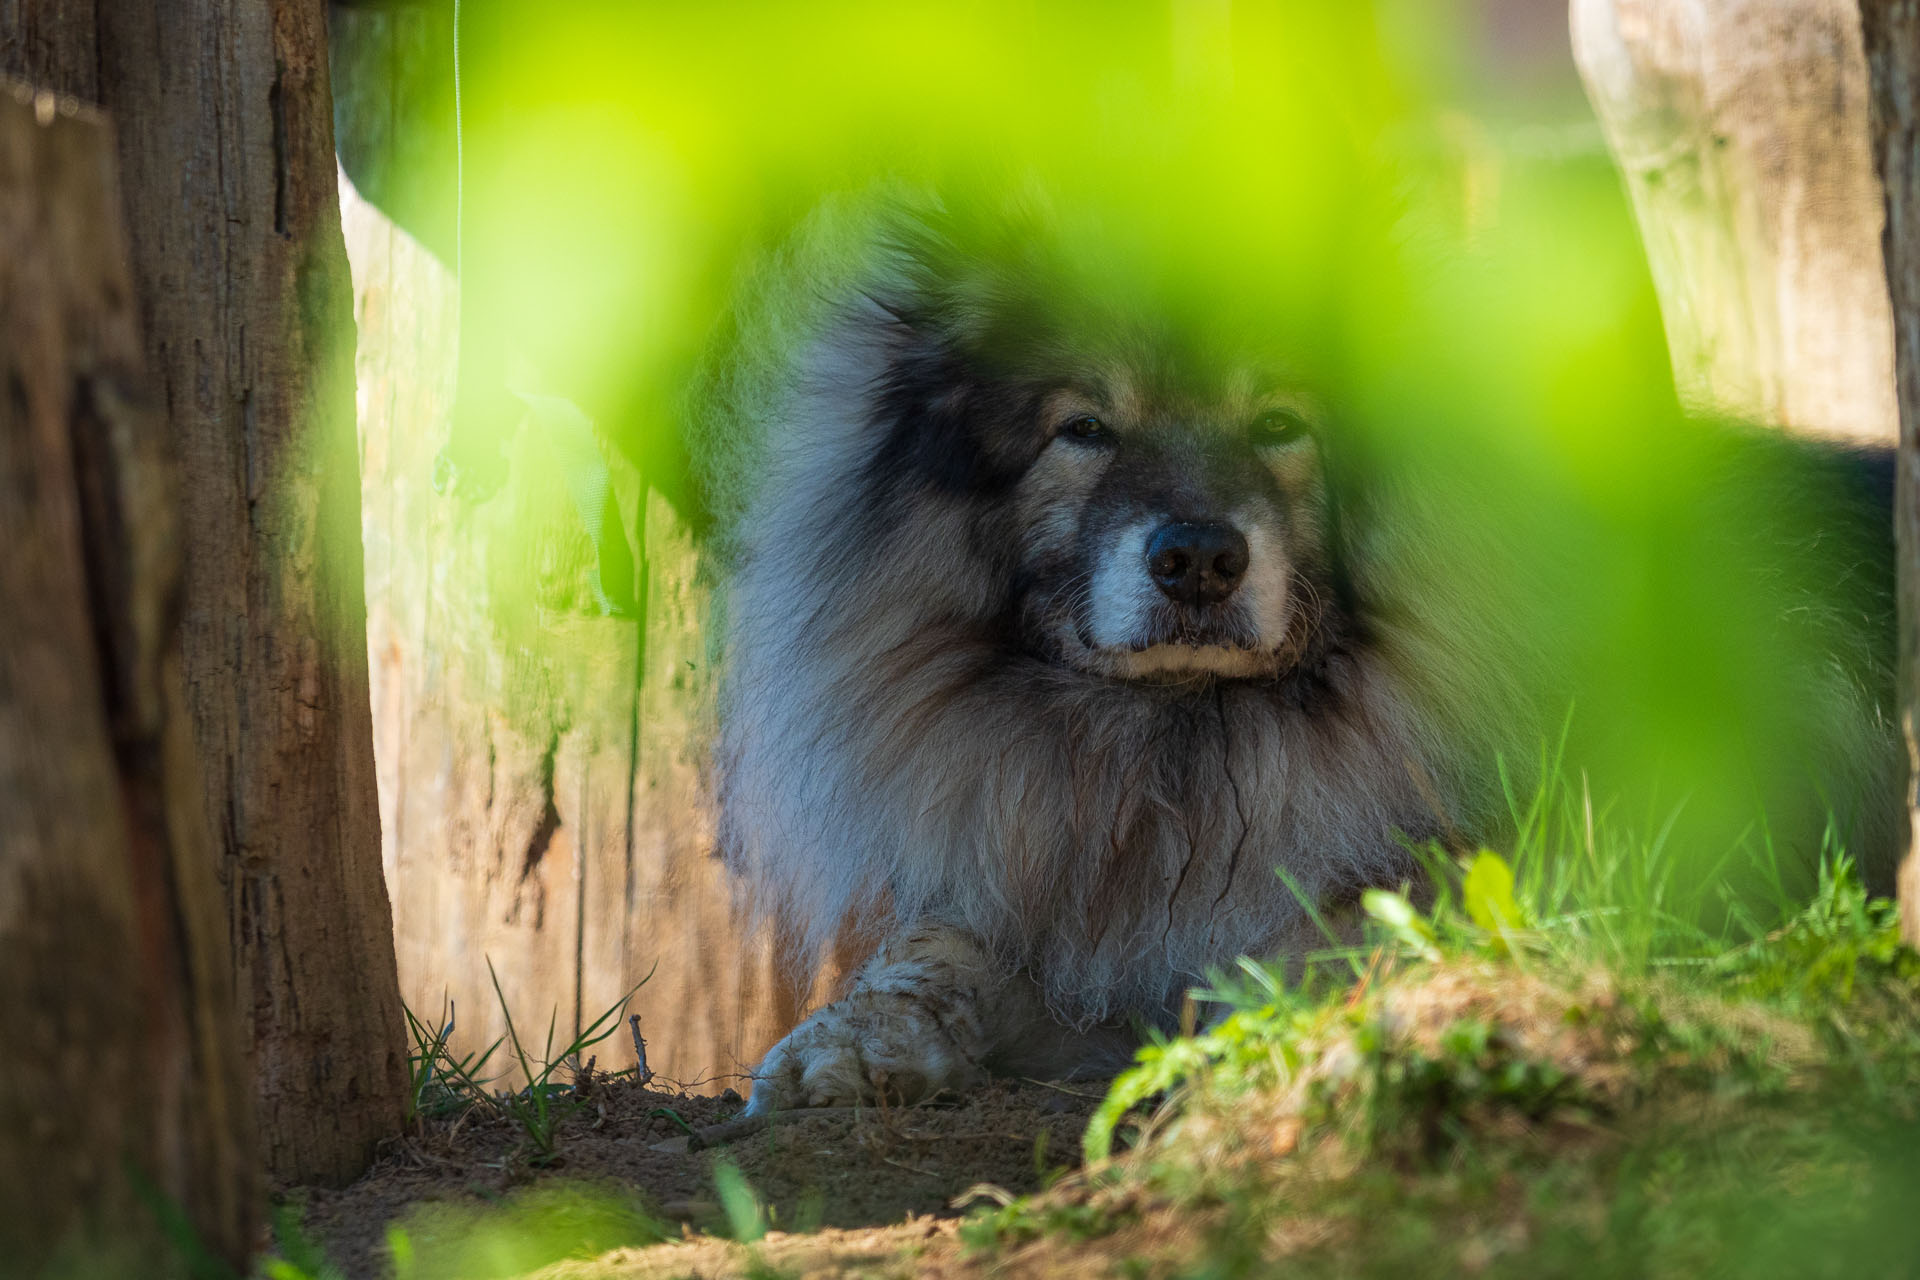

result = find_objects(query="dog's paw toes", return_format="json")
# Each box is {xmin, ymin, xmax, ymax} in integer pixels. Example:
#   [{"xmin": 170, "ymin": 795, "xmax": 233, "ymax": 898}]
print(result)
[
  {"xmin": 744, "ymin": 997, "xmax": 981, "ymax": 1114},
  {"xmin": 742, "ymin": 1021, "xmax": 864, "ymax": 1115}
]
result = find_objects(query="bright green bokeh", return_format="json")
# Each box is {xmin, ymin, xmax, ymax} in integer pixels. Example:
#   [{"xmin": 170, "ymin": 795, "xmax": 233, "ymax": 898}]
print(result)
[{"xmin": 413, "ymin": 3, "xmax": 1894, "ymax": 917}]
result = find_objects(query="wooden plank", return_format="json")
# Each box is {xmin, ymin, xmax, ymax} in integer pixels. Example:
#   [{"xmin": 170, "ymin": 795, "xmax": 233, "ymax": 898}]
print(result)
[
  {"xmin": 333, "ymin": 5, "xmax": 837, "ymax": 1091},
  {"xmin": 343, "ymin": 169, "xmax": 809, "ymax": 1089}
]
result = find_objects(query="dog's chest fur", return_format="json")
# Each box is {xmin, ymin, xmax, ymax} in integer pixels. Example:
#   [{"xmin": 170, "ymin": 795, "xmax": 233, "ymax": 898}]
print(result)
[{"xmin": 721, "ymin": 598, "xmax": 1447, "ymax": 1022}]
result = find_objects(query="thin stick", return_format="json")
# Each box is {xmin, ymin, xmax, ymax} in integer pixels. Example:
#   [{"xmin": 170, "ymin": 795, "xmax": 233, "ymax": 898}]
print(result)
[
  {"xmin": 628, "ymin": 1013, "xmax": 651, "ymax": 1084},
  {"xmin": 647, "ymin": 1107, "xmax": 863, "ymax": 1153},
  {"xmin": 1017, "ymin": 1077, "xmax": 1107, "ymax": 1100}
]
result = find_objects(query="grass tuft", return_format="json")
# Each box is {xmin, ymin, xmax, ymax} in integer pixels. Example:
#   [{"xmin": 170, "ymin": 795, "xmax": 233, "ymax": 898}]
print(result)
[
  {"xmin": 396, "ymin": 961, "xmax": 655, "ymax": 1163},
  {"xmin": 979, "ymin": 774, "xmax": 1920, "ymax": 1278}
]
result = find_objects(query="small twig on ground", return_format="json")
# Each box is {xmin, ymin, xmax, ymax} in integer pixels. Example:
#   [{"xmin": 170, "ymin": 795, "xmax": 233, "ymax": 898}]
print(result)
[
  {"xmin": 1018, "ymin": 1077, "xmax": 1107, "ymax": 1100},
  {"xmin": 648, "ymin": 1107, "xmax": 865, "ymax": 1153},
  {"xmin": 629, "ymin": 1013, "xmax": 652, "ymax": 1084},
  {"xmin": 883, "ymin": 1128, "xmax": 1009, "ymax": 1144},
  {"xmin": 1347, "ymin": 944, "xmax": 1391, "ymax": 1009}
]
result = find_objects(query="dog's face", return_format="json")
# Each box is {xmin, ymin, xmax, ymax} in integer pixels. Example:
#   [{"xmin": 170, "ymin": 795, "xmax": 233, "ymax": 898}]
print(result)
[
  {"xmin": 1009, "ymin": 369, "xmax": 1335, "ymax": 681},
  {"xmin": 860, "ymin": 212, "xmax": 1350, "ymax": 683},
  {"xmin": 875, "ymin": 262, "xmax": 1340, "ymax": 682}
]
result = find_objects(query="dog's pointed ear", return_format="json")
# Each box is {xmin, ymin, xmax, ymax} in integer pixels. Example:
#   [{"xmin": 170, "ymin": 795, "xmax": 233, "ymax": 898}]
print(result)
[
  {"xmin": 858, "ymin": 286, "xmax": 920, "ymax": 333},
  {"xmin": 861, "ymin": 196, "xmax": 1060, "ymax": 364},
  {"xmin": 860, "ymin": 199, "xmax": 964, "ymax": 344}
]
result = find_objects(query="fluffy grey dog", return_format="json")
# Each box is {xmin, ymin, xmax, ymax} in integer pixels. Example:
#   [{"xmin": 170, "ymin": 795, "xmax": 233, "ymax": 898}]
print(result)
[{"xmin": 697, "ymin": 195, "xmax": 1896, "ymax": 1115}]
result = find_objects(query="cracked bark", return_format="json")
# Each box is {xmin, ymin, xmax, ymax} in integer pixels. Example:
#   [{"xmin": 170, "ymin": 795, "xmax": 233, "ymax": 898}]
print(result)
[
  {"xmin": 2, "ymin": 2, "xmax": 408, "ymax": 1184},
  {"xmin": 0, "ymin": 85, "xmax": 255, "ymax": 1274}
]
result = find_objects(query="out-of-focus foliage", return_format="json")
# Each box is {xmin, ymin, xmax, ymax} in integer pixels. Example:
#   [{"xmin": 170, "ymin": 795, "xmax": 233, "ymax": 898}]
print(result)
[
  {"xmin": 379, "ymin": 1, "xmax": 1894, "ymax": 912},
  {"xmin": 441, "ymin": 2, "xmax": 1416, "ymax": 478},
  {"xmin": 386, "ymin": 1184, "xmax": 668, "ymax": 1280}
]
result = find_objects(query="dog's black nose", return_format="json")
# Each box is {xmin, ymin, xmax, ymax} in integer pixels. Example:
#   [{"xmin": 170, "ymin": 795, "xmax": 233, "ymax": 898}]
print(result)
[{"xmin": 1146, "ymin": 521, "xmax": 1249, "ymax": 606}]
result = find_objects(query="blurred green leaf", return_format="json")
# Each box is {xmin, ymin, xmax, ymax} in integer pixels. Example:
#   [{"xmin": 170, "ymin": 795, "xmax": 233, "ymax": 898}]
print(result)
[
  {"xmin": 1363, "ymin": 888, "xmax": 1440, "ymax": 961},
  {"xmin": 714, "ymin": 1161, "xmax": 769, "ymax": 1244},
  {"xmin": 1463, "ymin": 850, "xmax": 1526, "ymax": 947}
]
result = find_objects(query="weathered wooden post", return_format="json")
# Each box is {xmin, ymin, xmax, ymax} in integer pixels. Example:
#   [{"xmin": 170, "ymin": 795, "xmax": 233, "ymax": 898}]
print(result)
[
  {"xmin": 1, "ymin": 2, "xmax": 409, "ymax": 1183},
  {"xmin": 1860, "ymin": 0, "xmax": 1920, "ymax": 946},
  {"xmin": 331, "ymin": 5, "xmax": 821, "ymax": 1089},
  {"xmin": 1575, "ymin": 0, "xmax": 1918, "ymax": 937},
  {"xmin": 1571, "ymin": 0, "xmax": 1896, "ymax": 445},
  {"xmin": 0, "ymin": 83, "xmax": 256, "ymax": 1274}
]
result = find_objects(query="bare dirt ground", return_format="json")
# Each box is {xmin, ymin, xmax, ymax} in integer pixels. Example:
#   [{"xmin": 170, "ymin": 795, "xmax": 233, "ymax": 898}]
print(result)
[
  {"xmin": 293, "ymin": 1075, "xmax": 1106, "ymax": 1278},
  {"xmin": 284, "ymin": 929, "xmax": 1920, "ymax": 1279}
]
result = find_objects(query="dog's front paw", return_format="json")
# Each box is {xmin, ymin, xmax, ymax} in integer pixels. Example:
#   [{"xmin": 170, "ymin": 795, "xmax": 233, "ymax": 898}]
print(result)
[{"xmin": 744, "ymin": 987, "xmax": 986, "ymax": 1115}]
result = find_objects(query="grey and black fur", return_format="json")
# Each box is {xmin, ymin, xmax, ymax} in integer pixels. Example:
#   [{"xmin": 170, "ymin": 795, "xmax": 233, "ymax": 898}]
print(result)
[{"xmin": 695, "ymin": 194, "xmax": 1899, "ymax": 1112}]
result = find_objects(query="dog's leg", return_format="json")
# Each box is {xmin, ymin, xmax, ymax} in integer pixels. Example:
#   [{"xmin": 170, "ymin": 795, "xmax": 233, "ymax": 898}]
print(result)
[{"xmin": 744, "ymin": 921, "xmax": 1010, "ymax": 1115}]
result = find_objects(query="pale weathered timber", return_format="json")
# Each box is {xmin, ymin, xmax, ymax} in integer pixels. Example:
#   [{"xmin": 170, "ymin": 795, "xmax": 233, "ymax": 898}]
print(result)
[
  {"xmin": 0, "ymin": 84, "xmax": 256, "ymax": 1274},
  {"xmin": 0, "ymin": 4, "xmax": 410, "ymax": 1184},
  {"xmin": 340, "ymin": 170, "xmax": 815, "ymax": 1090},
  {"xmin": 1860, "ymin": 0, "xmax": 1920, "ymax": 946},
  {"xmin": 332, "ymin": 5, "xmax": 822, "ymax": 1088},
  {"xmin": 1571, "ymin": 0, "xmax": 1897, "ymax": 443}
]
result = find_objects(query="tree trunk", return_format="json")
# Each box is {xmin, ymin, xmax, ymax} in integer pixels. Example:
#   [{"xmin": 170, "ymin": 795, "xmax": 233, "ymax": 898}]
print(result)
[
  {"xmin": 1571, "ymin": 0, "xmax": 1897, "ymax": 444},
  {"xmin": 1, "ymin": 2, "xmax": 409, "ymax": 1184},
  {"xmin": 1860, "ymin": 0, "xmax": 1920, "ymax": 947},
  {"xmin": 0, "ymin": 83, "xmax": 256, "ymax": 1274}
]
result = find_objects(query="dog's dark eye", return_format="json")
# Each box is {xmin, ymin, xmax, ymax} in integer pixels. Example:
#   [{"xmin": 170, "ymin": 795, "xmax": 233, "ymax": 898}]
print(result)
[
  {"xmin": 1062, "ymin": 413, "xmax": 1112, "ymax": 444},
  {"xmin": 1249, "ymin": 408, "xmax": 1312, "ymax": 449}
]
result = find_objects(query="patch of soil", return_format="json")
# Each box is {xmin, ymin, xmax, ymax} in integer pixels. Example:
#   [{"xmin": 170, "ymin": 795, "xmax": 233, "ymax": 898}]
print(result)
[
  {"xmin": 294, "ymin": 1076, "xmax": 1105, "ymax": 1278},
  {"xmin": 536, "ymin": 1218, "xmax": 970, "ymax": 1280}
]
